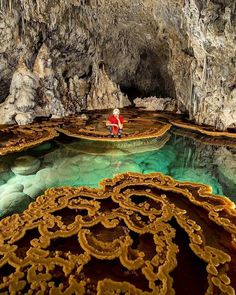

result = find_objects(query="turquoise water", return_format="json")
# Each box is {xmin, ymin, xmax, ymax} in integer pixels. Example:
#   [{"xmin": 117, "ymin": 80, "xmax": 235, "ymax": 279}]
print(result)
[{"xmin": 0, "ymin": 130, "xmax": 235, "ymax": 218}]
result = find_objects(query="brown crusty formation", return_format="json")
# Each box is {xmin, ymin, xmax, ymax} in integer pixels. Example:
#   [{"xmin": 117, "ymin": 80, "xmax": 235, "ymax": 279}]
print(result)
[
  {"xmin": 0, "ymin": 124, "xmax": 59, "ymax": 156},
  {"xmin": 0, "ymin": 172, "xmax": 235, "ymax": 294}
]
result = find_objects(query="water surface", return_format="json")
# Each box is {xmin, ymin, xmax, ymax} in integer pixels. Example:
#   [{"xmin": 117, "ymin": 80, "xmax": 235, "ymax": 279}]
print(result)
[{"xmin": 0, "ymin": 130, "xmax": 235, "ymax": 218}]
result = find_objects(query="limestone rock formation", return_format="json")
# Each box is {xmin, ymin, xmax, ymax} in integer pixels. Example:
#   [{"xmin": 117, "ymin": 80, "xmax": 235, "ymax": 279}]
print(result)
[
  {"xmin": 182, "ymin": 1, "xmax": 236, "ymax": 130},
  {"xmin": 134, "ymin": 96, "xmax": 177, "ymax": 112},
  {"xmin": 0, "ymin": 57, "xmax": 38, "ymax": 124},
  {"xmin": 0, "ymin": 1, "xmax": 235, "ymax": 129},
  {"xmin": 87, "ymin": 67, "xmax": 131, "ymax": 110}
]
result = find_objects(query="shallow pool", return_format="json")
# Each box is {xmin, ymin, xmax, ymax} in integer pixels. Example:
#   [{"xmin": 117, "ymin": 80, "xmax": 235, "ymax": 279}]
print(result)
[{"xmin": 0, "ymin": 129, "xmax": 235, "ymax": 218}]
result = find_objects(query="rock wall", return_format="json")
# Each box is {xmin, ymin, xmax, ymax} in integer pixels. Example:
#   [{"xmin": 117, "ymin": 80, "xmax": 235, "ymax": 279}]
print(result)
[
  {"xmin": 134, "ymin": 96, "xmax": 177, "ymax": 112},
  {"xmin": 0, "ymin": 0, "xmax": 235, "ymax": 128}
]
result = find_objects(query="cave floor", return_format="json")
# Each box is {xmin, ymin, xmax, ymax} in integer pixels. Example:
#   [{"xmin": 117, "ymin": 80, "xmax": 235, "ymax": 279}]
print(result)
[{"xmin": 1, "ymin": 108, "xmax": 236, "ymax": 156}]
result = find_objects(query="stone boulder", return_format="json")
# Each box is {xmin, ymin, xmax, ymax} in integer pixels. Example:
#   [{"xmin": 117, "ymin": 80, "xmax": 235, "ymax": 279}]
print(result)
[
  {"xmin": 11, "ymin": 156, "xmax": 41, "ymax": 175},
  {"xmin": 134, "ymin": 96, "xmax": 177, "ymax": 112},
  {"xmin": 0, "ymin": 184, "xmax": 32, "ymax": 218}
]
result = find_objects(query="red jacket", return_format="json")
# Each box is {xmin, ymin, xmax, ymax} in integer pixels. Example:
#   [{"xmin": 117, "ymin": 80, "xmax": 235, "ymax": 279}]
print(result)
[{"xmin": 108, "ymin": 115, "xmax": 124, "ymax": 134}]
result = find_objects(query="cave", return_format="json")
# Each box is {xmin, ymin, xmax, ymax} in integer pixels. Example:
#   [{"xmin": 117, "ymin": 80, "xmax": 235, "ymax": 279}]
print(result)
[
  {"xmin": 0, "ymin": 1, "xmax": 235, "ymax": 292},
  {"xmin": 0, "ymin": 0, "xmax": 234, "ymax": 129}
]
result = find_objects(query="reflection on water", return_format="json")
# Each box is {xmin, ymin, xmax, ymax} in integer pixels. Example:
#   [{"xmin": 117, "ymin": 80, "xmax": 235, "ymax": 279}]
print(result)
[{"xmin": 0, "ymin": 130, "xmax": 235, "ymax": 218}]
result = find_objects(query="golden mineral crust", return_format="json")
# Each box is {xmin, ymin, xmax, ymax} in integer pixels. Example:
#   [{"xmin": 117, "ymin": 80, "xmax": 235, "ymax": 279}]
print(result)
[
  {"xmin": 57, "ymin": 114, "xmax": 171, "ymax": 142},
  {"xmin": 0, "ymin": 124, "xmax": 59, "ymax": 156},
  {"xmin": 173, "ymin": 128, "xmax": 236, "ymax": 148},
  {"xmin": 0, "ymin": 172, "xmax": 235, "ymax": 294},
  {"xmin": 0, "ymin": 109, "xmax": 172, "ymax": 156},
  {"xmin": 170, "ymin": 118, "xmax": 236, "ymax": 139}
]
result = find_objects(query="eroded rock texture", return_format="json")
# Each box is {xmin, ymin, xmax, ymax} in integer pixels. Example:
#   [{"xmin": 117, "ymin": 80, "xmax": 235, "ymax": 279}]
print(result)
[
  {"xmin": 0, "ymin": 172, "xmax": 235, "ymax": 294},
  {"xmin": 0, "ymin": 0, "xmax": 235, "ymax": 128}
]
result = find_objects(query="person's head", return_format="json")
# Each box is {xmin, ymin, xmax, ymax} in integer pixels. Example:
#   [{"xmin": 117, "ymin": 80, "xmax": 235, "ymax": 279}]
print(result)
[{"xmin": 113, "ymin": 108, "xmax": 120, "ymax": 116}]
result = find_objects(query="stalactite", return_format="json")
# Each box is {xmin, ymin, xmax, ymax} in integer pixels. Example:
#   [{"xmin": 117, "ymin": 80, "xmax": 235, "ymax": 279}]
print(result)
[
  {"xmin": 180, "ymin": 11, "xmax": 183, "ymax": 30},
  {"xmin": 21, "ymin": 10, "xmax": 25, "ymax": 40},
  {"xmin": 191, "ymin": 87, "xmax": 196, "ymax": 120},
  {"xmin": 193, "ymin": 94, "xmax": 197, "ymax": 116},
  {"xmin": 187, "ymin": 29, "xmax": 191, "ymax": 49},
  {"xmin": 36, "ymin": 0, "xmax": 40, "ymax": 15},
  {"xmin": 201, "ymin": 54, "xmax": 207, "ymax": 86},
  {"xmin": 189, "ymin": 71, "xmax": 194, "ymax": 120},
  {"xmin": 9, "ymin": 0, "xmax": 12, "ymax": 14}
]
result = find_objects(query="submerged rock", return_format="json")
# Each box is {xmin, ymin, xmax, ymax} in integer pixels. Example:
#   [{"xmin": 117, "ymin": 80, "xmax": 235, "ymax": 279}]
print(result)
[
  {"xmin": 139, "ymin": 146, "xmax": 176, "ymax": 174},
  {"xmin": 112, "ymin": 159, "xmax": 142, "ymax": 174},
  {"xmin": 170, "ymin": 167, "xmax": 223, "ymax": 195},
  {"xmin": 23, "ymin": 185, "xmax": 44, "ymax": 200},
  {"xmin": 30, "ymin": 142, "xmax": 53, "ymax": 153},
  {"xmin": 11, "ymin": 156, "xmax": 41, "ymax": 175},
  {"xmin": 0, "ymin": 183, "xmax": 32, "ymax": 218}
]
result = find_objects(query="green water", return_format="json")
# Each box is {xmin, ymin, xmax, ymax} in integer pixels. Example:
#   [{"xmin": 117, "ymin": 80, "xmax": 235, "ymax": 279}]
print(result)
[{"xmin": 0, "ymin": 130, "xmax": 235, "ymax": 218}]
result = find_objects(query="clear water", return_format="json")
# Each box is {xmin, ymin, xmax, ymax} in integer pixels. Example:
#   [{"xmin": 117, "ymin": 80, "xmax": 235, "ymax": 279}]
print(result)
[{"xmin": 0, "ymin": 130, "xmax": 235, "ymax": 218}]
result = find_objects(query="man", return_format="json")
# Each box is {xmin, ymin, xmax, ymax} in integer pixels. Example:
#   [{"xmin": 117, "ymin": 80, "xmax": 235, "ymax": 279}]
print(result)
[{"xmin": 106, "ymin": 109, "xmax": 124, "ymax": 138}]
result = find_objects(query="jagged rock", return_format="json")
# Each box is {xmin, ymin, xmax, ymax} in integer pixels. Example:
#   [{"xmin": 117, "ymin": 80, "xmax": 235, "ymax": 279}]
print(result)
[
  {"xmin": 33, "ymin": 44, "xmax": 69, "ymax": 118},
  {"xmin": 87, "ymin": 67, "xmax": 131, "ymax": 110},
  {"xmin": 68, "ymin": 76, "xmax": 89, "ymax": 111},
  {"xmin": 181, "ymin": 1, "xmax": 236, "ymax": 130},
  {"xmin": 134, "ymin": 96, "xmax": 177, "ymax": 112}
]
